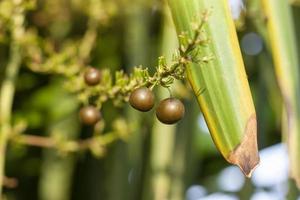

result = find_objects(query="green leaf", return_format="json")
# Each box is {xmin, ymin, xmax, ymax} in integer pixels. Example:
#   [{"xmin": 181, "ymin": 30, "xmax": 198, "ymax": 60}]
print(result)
[
  {"xmin": 260, "ymin": 0, "xmax": 300, "ymax": 188},
  {"xmin": 168, "ymin": 0, "xmax": 259, "ymax": 176}
]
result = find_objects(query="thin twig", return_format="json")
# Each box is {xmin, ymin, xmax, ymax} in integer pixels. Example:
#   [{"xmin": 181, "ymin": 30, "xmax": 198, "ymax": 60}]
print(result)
[
  {"xmin": 11, "ymin": 133, "xmax": 118, "ymax": 154},
  {"xmin": 2, "ymin": 176, "xmax": 18, "ymax": 189}
]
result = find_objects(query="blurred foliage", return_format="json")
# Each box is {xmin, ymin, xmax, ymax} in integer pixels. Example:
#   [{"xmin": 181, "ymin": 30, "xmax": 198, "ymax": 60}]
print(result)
[{"xmin": 0, "ymin": 0, "xmax": 300, "ymax": 200}]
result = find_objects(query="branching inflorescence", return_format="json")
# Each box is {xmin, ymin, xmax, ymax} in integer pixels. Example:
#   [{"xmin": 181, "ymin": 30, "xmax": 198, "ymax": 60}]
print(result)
[
  {"xmin": 23, "ymin": 11, "xmax": 211, "ymax": 109},
  {"xmin": 0, "ymin": 2, "xmax": 212, "ymax": 192},
  {"xmin": 4, "ymin": 4, "xmax": 211, "ymax": 157}
]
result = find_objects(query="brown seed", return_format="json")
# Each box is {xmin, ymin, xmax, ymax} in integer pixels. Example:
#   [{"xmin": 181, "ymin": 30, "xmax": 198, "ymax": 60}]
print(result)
[
  {"xmin": 79, "ymin": 106, "xmax": 101, "ymax": 125},
  {"xmin": 84, "ymin": 67, "xmax": 101, "ymax": 86},
  {"xmin": 129, "ymin": 87, "xmax": 155, "ymax": 112},
  {"xmin": 156, "ymin": 98, "xmax": 185, "ymax": 124}
]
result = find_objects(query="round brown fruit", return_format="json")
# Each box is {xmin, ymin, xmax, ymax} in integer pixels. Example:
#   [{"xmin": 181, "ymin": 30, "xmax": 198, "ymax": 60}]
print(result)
[
  {"xmin": 84, "ymin": 67, "xmax": 101, "ymax": 86},
  {"xmin": 156, "ymin": 98, "xmax": 185, "ymax": 124},
  {"xmin": 129, "ymin": 87, "xmax": 155, "ymax": 112},
  {"xmin": 79, "ymin": 106, "xmax": 101, "ymax": 125}
]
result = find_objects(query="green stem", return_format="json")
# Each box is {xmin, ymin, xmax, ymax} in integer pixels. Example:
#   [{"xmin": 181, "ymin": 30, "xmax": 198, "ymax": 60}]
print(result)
[
  {"xmin": 148, "ymin": 7, "xmax": 178, "ymax": 200},
  {"xmin": 78, "ymin": 0, "xmax": 101, "ymax": 63},
  {"xmin": 0, "ymin": 42, "xmax": 22, "ymax": 195},
  {"xmin": 0, "ymin": 1, "xmax": 24, "ymax": 195}
]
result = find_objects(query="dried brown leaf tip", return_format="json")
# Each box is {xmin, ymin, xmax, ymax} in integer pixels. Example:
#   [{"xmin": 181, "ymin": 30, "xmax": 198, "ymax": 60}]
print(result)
[{"xmin": 228, "ymin": 114, "xmax": 260, "ymax": 177}]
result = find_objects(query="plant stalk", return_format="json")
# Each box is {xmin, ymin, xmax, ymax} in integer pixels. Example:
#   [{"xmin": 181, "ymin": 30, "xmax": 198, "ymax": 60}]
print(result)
[
  {"xmin": 0, "ymin": 42, "xmax": 22, "ymax": 195},
  {"xmin": 148, "ymin": 7, "xmax": 178, "ymax": 200},
  {"xmin": 0, "ymin": 2, "xmax": 25, "ymax": 194}
]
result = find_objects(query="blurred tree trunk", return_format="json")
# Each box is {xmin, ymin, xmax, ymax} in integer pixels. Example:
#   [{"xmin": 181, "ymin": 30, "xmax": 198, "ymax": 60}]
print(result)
[
  {"xmin": 107, "ymin": 1, "xmax": 152, "ymax": 200},
  {"xmin": 169, "ymin": 100, "xmax": 202, "ymax": 200},
  {"xmin": 39, "ymin": 115, "xmax": 79, "ymax": 200},
  {"xmin": 142, "ymin": 6, "xmax": 178, "ymax": 200}
]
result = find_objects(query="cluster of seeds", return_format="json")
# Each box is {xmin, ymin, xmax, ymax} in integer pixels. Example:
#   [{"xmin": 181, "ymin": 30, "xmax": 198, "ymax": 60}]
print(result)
[
  {"xmin": 129, "ymin": 87, "xmax": 185, "ymax": 125},
  {"xmin": 79, "ymin": 67, "xmax": 102, "ymax": 125},
  {"xmin": 79, "ymin": 67, "xmax": 185, "ymax": 125},
  {"xmin": 78, "ymin": 12, "xmax": 212, "ymax": 126}
]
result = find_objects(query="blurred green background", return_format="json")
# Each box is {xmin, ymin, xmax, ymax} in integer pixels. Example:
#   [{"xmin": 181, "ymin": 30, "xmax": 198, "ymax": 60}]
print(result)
[{"xmin": 1, "ymin": 0, "xmax": 300, "ymax": 199}]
